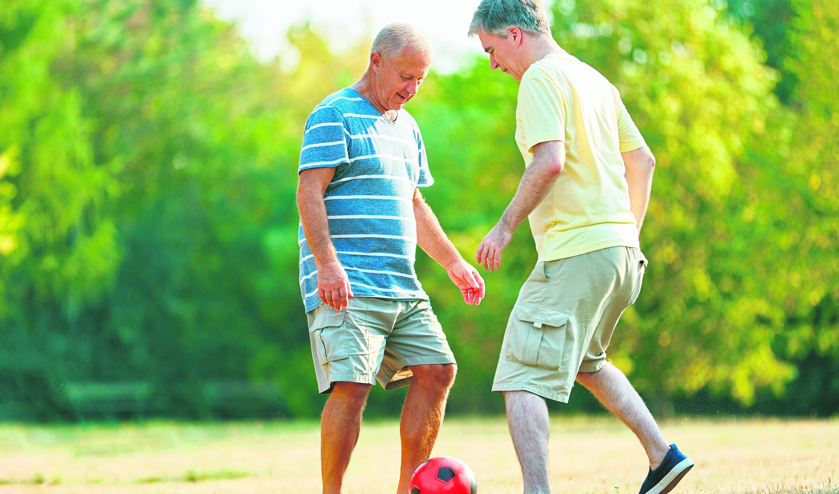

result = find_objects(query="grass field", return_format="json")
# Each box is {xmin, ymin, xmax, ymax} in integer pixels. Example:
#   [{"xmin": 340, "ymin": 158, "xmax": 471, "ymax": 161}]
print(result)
[{"xmin": 0, "ymin": 416, "xmax": 837, "ymax": 494}]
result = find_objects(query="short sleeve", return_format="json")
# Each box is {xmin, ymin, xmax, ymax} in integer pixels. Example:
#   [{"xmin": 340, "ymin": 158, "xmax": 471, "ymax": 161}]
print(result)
[
  {"xmin": 299, "ymin": 106, "xmax": 349, "ymax": 173},
  {"xmin": 518, "ymin": 71, "xmax": 567, "ymax": 153},
  {"xmin": 416, "ymin": 127, "xmax": 434, "ymax": 188},
  {"xmin": 613, "ymin": 87, "xmax": 646, "ymax": 153}
]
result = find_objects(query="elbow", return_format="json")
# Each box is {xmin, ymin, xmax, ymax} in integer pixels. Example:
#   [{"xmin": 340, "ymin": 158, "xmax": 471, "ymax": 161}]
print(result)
[
  {"xmin": 647, "ymin": 154, "xmax": 656, "ymax": 170},
  {"xmin": 546, "ymin": 159, "xmax": 565, "ymax": 177}
]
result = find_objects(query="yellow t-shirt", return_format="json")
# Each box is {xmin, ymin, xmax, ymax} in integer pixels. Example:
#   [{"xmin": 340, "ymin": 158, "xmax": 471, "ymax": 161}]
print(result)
[{"xmin": 515, "ymin": 52, "xmax": 646, "ymax": 261}]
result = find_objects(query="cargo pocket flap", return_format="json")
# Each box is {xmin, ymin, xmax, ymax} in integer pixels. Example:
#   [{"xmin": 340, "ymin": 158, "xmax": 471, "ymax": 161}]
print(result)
[
  {"xmin": 309, "ymin": 308, "xmax": 345, "ymax": 332},
  {"xmin": 515, "ymin": 306, "xmax": 568, "ymax": 328},
  {"xmin": 309, "ymin": 309, "xmax": 347, "ymax": 363},
  {"xmin": 506, "ymin": 306, "xmax": 569, "ymax": 370}
]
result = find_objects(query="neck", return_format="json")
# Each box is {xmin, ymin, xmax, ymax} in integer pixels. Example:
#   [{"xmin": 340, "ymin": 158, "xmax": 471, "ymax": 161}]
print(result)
[
  {"xmin": 351, "ymin": 71, "xmax": 397, "ymax": 120},
  {"xmin": 522, "ymin": 34, "xmax": 566, "ymax": 72}
]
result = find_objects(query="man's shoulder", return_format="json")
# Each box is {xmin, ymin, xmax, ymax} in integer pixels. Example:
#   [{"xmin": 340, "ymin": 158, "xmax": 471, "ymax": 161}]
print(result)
[
  {"xmin": 520, "ymin": 56, "xmax": 567, "ymax": 92},
  {"xmin": 523, "ymin": 53, "xmax": 614, "ymax": 97},
  {"xmin": 311, "ymin": 88, "xmax": 370, "ymax": 115}
]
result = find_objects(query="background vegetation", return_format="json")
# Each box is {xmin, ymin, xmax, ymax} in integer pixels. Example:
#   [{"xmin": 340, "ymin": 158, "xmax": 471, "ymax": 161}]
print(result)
[{"xmin": 1, "ymin": 0, "xmax": 837, "ymax": 421}]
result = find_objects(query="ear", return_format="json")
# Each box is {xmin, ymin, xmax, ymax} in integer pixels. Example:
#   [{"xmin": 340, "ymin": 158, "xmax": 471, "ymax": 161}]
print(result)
[
  {"xmin": 370, "ymin": 52, "xmax": 382, "ymax": 72},
  {"xmin": 508, "ymin": 27, "xmax": 523, "ymax": 47}
]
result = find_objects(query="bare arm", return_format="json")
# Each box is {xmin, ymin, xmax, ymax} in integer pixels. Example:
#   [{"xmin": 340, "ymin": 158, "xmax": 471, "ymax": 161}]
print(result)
[
  {"xmin": 476, "ymin": 140, "xmax": 566, "ymax": 271},
  {"xmin": 622, "ymin": 145, "xmax": 656, "ymax": 233},
  {"xmin": 296, "ymin": 167, "xmax": 353, "ymax": 311},
  {"xmin": 413, "ymin": 190, "xmax": 485, "ymax": 305}
]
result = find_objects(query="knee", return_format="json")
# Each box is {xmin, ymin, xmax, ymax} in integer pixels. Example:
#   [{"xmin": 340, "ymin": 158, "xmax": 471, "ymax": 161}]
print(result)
[
  {"xmin": 329, "ymin": 382, "xmax": 371, "ymax": 411},
  {"xmin": 412, "ymin": 364, "xmax": 457, "ymax": 390}
]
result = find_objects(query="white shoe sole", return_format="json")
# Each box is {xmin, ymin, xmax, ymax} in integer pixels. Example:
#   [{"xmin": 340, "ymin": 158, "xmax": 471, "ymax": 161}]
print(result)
[{"xmin": 646, "ymin": 458, "xmax": 694, "ymax": 494}]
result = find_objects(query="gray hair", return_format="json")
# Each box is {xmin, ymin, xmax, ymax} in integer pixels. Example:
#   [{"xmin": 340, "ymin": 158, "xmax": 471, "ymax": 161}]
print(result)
[
  {"xmin": 468, "ymin": 0, "xmax": 551, "ymax": 38},
  {"xmin": 370, "ymin": 23, "xmax": 432, "ymax": 60}
]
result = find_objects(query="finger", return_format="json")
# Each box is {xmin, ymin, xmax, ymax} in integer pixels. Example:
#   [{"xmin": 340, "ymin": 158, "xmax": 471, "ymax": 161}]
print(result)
[
  {"xmin": 478, "ymin": 242, "xmax": 491, "ymax": 270},
  {"xmin": 493, "ymin": 251, "xmax": 501, "ymax": 271},
  {"xmin": 463, "ymin": 268, "xmax": 480, "ymax": 289},
  {"xmin": 339, "ymin": 286, "xmax": 348, "ymax": 310},
  {"xmin": 476, "ymin": 242, "xmax": 484, "ymax": 265},
  {"xmin": 323, "ymin": 291, "xmax": 334, "ymax": 310},
  {"xmin": 346, "ymin": 280, "xmax": 354, "ymax": 299},
  {"xmin": 470, "ymin": 273, "xmax": 484, "ymax": 304},
  {"xmin": 330, "ymin": 289, "xmax": 343, "ymax": 311},
  {"xmin": 319, "ymin": 289, "xmax": 327, "ymax": 304}
]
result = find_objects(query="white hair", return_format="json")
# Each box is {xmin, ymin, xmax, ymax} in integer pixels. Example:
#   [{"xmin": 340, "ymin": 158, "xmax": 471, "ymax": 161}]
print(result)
[
  {"xmin": 468, "ymin": 0, "xmax": 551, "ymax": 38},
  {"xmin": 370, "ymin": 23, "xmax": 432, "ymax": 60}
]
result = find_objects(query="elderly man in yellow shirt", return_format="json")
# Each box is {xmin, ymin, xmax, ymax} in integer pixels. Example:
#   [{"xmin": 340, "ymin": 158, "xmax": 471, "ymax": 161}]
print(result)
[{"xmin": 470, "ymin": 1, "xmax": 693, "ymax": 493}]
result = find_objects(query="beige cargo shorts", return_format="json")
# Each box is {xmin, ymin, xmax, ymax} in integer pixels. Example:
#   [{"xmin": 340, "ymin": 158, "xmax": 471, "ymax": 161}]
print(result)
[
  {"xmin": 306, "ymin": 297, "xmax": 456, "ymax": 394},
  {"xmin": 492, "ymin": 246, "xmax": 647, "ymax": 403}
]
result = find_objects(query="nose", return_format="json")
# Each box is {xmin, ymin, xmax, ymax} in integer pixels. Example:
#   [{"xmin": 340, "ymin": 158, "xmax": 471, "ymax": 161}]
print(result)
[
  {"xmin": 405, "ymin": 78, "xmax": 421, "ymax": 96},
  {"xmin": 490, "ymin": 54, "xmax": 499, "ymax": 70}
]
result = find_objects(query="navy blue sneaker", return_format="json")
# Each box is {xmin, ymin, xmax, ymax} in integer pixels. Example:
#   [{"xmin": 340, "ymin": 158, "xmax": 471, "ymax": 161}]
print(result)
[{"xmin": 638, "ymin": 444, "xmax": 694, "ymax": 494}]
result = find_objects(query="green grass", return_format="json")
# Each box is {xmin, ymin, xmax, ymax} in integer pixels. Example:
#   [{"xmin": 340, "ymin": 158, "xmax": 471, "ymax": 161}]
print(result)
[
  {"xmin": 136, "ymin": 469, "xmax": 249, "ymax": 484},
  {"xmin": 0, "ymin": 416, "xmax": 837, "ymax": 493}
]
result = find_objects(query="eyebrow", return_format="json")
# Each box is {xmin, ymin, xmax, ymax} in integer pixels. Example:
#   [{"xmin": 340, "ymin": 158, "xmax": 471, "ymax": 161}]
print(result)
[{"xmin": 483, "ymin": 46, "xmax": 491, "ymax": 53}]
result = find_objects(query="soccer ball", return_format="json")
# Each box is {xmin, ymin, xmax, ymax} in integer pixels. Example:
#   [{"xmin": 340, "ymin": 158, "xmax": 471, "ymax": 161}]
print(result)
[{"xmin": 409, "ymin": 456, "xmax": 477, "ymax": 494}]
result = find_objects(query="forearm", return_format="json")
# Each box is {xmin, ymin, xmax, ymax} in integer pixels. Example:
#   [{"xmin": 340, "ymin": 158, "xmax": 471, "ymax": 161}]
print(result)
[
  {"xmin": 414, "ymin": 193, "xmax": 462, "ymax": 270},
  {"xmin": 297, "ymin": 190, "xmax": 339, "ymax": 268},
  {"xmin": 497, "ymin": 157, "xmax": 562, "ymax": 232},
  {"xmin": 622, "ymin": 146, "xmax": 656, "ymax": 232}
]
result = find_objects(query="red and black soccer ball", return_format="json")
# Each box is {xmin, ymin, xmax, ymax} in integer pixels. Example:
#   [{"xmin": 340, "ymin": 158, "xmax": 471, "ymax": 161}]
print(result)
[{"xmin": 409, "ymin": 456, "xmax": 477, "ymax": 494}]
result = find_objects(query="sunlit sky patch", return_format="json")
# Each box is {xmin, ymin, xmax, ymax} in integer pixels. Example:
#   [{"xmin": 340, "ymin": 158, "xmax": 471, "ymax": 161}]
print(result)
[{"xmin": 201, "ymin": 0, "xmax": 556, "ymax": 74}]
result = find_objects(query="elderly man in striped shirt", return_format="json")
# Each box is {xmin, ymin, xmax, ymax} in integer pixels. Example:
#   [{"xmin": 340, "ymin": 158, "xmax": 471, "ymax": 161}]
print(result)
[{"xmin": 296, "ymin": 24, "xmax": 486, "ymax": 494}]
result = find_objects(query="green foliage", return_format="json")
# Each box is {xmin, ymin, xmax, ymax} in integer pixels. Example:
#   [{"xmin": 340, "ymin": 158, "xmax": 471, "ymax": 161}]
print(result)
[
  {"xmin": 0, "ymin": 0, "xmax": 120, "ymax": 323},
  {"xmin": 0, "ymin": 0, "xmax": 836, "ymax": 420},
  {"xmin": 551, "ymin": 0, "xmax": 794, "ymax": 407}
]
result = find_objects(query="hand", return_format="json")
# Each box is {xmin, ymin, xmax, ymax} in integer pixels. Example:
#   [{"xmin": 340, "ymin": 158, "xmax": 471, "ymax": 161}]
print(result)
[
  {"xmin": 476, "ymin": 223, "xmax": 514, "ymax": 271},
  {"xmin": 445, "ymin": 260, "xmax": 486, "ymax": 305},
  {"xmin": 317, "ymin": 261, "xmax": 354, "ymax": 311}
]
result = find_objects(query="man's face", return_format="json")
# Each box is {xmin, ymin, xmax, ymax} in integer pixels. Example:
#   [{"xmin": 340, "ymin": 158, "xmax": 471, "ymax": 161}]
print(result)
[
  {"xmin": 478, "ymin": 29, "xmax": 524, "ymax": 81},
  {"xmin": 372, "ymin": 46, "xmax": 431, "ymax": 111}
]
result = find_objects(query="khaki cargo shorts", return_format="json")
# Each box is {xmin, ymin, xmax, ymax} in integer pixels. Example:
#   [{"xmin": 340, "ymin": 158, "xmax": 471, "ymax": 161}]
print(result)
[
  {"xmin": 492, "ymin": 246, "xmax": 647, "ymax": 403},
  {"xmin": 306, "ymin": 297, "xmax": 456, "ymax": 394}
]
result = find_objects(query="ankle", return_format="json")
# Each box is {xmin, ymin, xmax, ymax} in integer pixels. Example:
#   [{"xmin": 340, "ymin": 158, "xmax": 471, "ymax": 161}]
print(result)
[{"xmin": 648, "ymin": 443, "xmax": 671, "ymax": 470}]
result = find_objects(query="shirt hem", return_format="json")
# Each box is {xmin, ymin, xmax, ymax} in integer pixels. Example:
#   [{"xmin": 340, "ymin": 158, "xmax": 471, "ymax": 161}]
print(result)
[
  {"xmin": 304, "ymin": 293, "xmax": 429, "ymax": 313},
  {"xmin": 538, "ymin": 237, "xmax": 640, "ymax": 262},
  {"xmin": 526, "ymin": 132, "xmax": 565, "ymax": 153},
  {"xmin": 619, "ymin": 139, "xmax": 647, "ymax": 153}
]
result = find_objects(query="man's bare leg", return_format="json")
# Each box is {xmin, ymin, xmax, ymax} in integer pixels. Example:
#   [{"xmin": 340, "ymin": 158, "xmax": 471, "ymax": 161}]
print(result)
[
  {"xmin": 396, "ymin": 364, "xmax": 457, "ymax": 494},
  {"xmin": 504, "ymin": 391, "xmax": 552, "ymax": 494},
  {"xmin": 321, "ymin": 382, "xmax": 372, "ymax": 494},
  {"xmin": 576, "ymin": 362, "xmax": 670, "ymax": 469}
]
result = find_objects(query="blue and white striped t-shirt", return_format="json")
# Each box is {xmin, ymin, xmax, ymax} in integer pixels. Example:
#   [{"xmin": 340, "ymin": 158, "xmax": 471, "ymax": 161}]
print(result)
[{"xmin": 298, "ymin": 88, "xmax": 433, "ymax": 312}]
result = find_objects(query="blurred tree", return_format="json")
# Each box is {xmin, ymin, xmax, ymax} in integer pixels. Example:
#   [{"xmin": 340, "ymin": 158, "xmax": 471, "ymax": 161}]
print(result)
[
  {"xmin": 767, "ymin": 0, "xmax": 839, "ymax": 396},
  {"xmin": 411, "ymin": 0, "xmax": 798, "ymax": 415},
  {"xmin": 1, "ymin": 0, "xmax": 835, "ymax": 420},
  {"xmin": 727, "ymin": 0, "xmax": 798, "ymax": 104},
  {"xmin": 543, "ymin": 0, "xmax": 793, "ymax": 413},
  {"xmin": 0, "ymin": 0, "xmax": 120, "ymax": 326}
]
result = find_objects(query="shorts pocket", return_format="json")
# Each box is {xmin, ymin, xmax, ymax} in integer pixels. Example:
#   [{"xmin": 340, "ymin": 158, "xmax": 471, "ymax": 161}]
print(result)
[
  {"xmin": 628, "ymin": 256, "xmax": 648, "ymax": 307},
  {"xmin": 505, "ymin": 306, "xmax": 569, "ymax": 370},
  {"xmin": 310, "ymin": 309, "xmax": 348, "ymax": 363}
]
